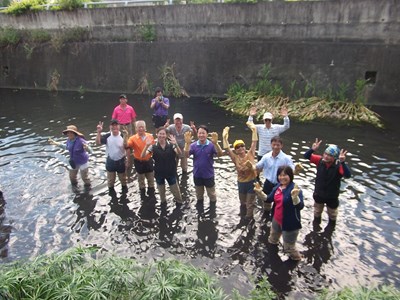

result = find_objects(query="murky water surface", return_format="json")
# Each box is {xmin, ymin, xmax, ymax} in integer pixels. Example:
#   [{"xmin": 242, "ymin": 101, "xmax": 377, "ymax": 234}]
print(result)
[{"xmin": 0, "ymin": 89, "xmax": 399, "ymax": 299}]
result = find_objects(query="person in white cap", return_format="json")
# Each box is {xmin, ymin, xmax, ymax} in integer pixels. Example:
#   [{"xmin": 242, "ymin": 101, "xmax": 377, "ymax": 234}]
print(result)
[
  {"xmin": 165, "ymin": 113, "xmax": 195, "ymax": 174},
  {"xmin": 247, "ymin": 107, "xmax": 290, "ymax": 161}
]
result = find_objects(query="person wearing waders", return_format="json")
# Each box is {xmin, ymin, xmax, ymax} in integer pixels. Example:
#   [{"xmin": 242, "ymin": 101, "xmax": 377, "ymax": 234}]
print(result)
[{"xmin": 304, "ymin": 138, "xmax": 351, "ymax": 228}]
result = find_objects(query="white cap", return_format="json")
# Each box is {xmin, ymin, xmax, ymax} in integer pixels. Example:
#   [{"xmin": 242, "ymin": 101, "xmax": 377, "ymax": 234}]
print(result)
[
  {"xmin": 173, "ymin": 113, "xmax": 183, "ymax": 120},
  {"xmin": 263, "ymin": 112, "xmax": 273, "ymax": 120}
]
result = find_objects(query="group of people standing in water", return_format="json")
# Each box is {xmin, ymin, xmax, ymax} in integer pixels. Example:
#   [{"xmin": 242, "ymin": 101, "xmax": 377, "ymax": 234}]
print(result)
[{"xmin": 49, "ymin": 87, "xmax": 351, "ymax": 261}]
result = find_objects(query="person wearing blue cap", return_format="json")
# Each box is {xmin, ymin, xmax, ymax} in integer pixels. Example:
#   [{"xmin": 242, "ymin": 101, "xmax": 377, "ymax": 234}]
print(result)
[{"xmin": 304, "ymin": 138, "xmax": 351, "ymax": 228}]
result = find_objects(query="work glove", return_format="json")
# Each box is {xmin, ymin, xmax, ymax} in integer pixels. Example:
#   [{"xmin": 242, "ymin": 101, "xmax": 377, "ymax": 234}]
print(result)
[
  {"xmin": 291, "ymin": 183, "xmax": 301, "ymax": 205},
  {"xmin": 222, "ymin": 126, "xmax": 230, "ymax": 149},
  {"xmin": 184, "ymin": 131, "xmax": 192, "ymax": 151},
  {"xmin": 253, "ymin": 182, "xmax": 267, "ymax": 201},
  {"xmin": 246, "ymin": 121, "xmax": 258, "ymax": 141},
  {"xmin": 294, "ymin": 162, "xmax": 304, "ymax": 175}
]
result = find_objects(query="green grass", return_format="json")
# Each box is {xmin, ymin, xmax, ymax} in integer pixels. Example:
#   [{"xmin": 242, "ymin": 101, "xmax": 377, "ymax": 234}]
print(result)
[{"xmin": 0, "ymin": 247, "xmax": 398, "ymax": 300}]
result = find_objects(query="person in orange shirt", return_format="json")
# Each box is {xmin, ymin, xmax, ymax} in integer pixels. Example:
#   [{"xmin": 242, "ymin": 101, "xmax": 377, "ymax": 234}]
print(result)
[{"xmin": 127, "ymin": 120, "xmax": 155, "ymax": 200}]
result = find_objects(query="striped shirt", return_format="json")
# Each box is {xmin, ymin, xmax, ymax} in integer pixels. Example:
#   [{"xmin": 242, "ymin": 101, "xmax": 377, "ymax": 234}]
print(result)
[{"xmin": 247, "ymin": 116, "xmax": 290, "ymax": 156}]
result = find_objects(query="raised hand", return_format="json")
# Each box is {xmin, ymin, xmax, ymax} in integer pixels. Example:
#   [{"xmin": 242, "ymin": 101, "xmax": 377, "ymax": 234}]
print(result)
[
  {"xmin": 169, "ymin": 134, "xmax": 177, "ymax": 145},
  {"xmin": 184, "ymin": 131, "xmax": 192, "ymax": 144},
  {"xmin": 253, "ymin": 181, "xmax": 267, "ymax": 201},
  {"xmin": 280, "ymin": 107, "xmax": 288, "ymax": 117},
  {"xmin": 249, "ymin": 107, "xmax": 257, "ymax": 116},
  {"xmin": 312, "ymin": 138, "xmax": 322, "ymax": 151},
  {"xmin": 48, "ymin": 138, "xmax": 59, "ymax": 146},
  {"xmin": 97, "ymin": 121, "xmax": 103, "ymax": 133},
  {"xmin": 294, "ymin": 162, "xmax": 304, "ymax": 175},
  {"xmin": 210, "ymin": 132, "xmax": 218, "ymax": 144},
  {"xmin": 291, "ymin": 183, "xmax": 301, "ymax": 205},
  {"xmin": 222, "ymin": 126, "xmax": 230, "ymax": 139},
  {"xmin": 339, "ymin": 149, "xmax": 348, "ymax": 162}
]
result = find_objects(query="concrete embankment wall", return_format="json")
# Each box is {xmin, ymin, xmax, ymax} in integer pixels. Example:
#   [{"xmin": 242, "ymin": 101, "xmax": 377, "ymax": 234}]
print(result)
[{"xmin": 0, "ymin": 0, "xmax": 399, "ymax": 105}]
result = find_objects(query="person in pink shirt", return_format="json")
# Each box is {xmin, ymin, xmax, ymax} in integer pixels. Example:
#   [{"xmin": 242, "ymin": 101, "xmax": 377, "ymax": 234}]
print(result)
[{"xmin": 112, "ymin": 94, "xmax": 137, "ymax": 136}]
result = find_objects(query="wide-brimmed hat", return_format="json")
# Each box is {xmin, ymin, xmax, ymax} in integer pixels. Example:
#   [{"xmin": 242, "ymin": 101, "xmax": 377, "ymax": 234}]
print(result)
[{"xmin": 63, "ymin": 125, "xmax": 84, "ymax": 137}]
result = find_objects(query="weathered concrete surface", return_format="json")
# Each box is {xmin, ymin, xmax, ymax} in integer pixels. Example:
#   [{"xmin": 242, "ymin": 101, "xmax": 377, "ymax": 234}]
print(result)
[{"xmin": 0, "ymin": 0, "xmax": 399, "ymax": 105}]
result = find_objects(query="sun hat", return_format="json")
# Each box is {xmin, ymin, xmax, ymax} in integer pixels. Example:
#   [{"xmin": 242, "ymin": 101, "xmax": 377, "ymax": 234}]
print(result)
[
  {"xmin": 233, "ymin": 139, "xmax": 245, "ymax": 149},
  {"xmin": 173, "ymin": 113, "xmax": 183, "ymax": 120},
  {"xmin": 263, "ymin": 112, "xmax": 273, "ymax": 120},
  {"xmin": 63, "ymin": 125, "xmax": 84, "ymax": 137},
  {"xmin": 110, "ymin": 119, "xmax": 120, "ymax": 125},
  {"xmin": 324, "ymin": 144, "xmax": 340, "ymax": 159}
]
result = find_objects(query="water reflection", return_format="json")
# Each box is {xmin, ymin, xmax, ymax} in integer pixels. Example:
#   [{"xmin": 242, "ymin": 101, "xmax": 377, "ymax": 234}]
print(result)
[{"xmin": 0, "ymin": 89, "xmax": 399, "ymax": 298}]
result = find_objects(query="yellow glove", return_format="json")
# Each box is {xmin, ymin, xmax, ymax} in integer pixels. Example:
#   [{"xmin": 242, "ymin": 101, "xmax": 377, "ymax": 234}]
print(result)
[
  {"xmin": 294, "ymin": 162, "xmax": 304, "ymax": 175},
  {"xmin": 222, "ymin": 126, "xmax": 230, "ymax": 149},
  {"xmin": 184, "ymin": 131, "xmax": 192, "ymax": 151},
  {"xmin": 253, "ymin": 182, "xmax": 267, "ymax": 201},
  {"xmin": 245, "ymin": 160, "xmax": 255, "ymax": 171},
  {"xmin": 184, "ymin": 131, "xmax": 192, "ymax": 144},
  {"xmin": 291, "ymin": 183, "xmax": 301, "ymax": 205},
  {"xmin": 246, "ymin": 121, "xmax": 258, "ymax": 141},
  {"xmin": 210, "ymin": 132, "xmax": 219, "ymax": 144}
]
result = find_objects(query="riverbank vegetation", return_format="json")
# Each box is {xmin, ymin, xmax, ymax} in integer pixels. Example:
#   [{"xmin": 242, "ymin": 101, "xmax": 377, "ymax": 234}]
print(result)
[
  {"xmin": 214, "ymin": 64, "xmax": 384, "ymax": 128},
  {"xmin": 0, "ymin": 247, "xmax": 398, "ymax": 300}
]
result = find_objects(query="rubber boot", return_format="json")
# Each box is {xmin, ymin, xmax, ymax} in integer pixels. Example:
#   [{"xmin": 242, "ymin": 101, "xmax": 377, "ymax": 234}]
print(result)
[
  {"xmin": 268, "ymin": 229, "xmax": 280, "ymax": 245},
  {"xmin": 284, "ymin": 242, "xmax": 302, "ymax": 261},
  {"xmin": 169, "ymin": 184, "xmax": 182, "ymax": 204},
  {"xmin": 209, "ymin": 201, "xmax": 217, "ymax": 218},
  {"xmin": 157, "ymin": 184, "xmax": 167, "ymax": 203},
  {"xmin": 140, "ymin": 188, "xmax": 147, "ymax": 200},
  {"xmin": 147, "ymin": 187, "xmax": 156, "ymax": 200},
  {"xmin": 239, "ymin": 204, "xmax": 247, "ymax": 217}
]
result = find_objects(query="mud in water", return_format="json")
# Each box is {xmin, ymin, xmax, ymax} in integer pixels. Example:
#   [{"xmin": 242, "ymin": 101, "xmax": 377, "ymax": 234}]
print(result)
[{"xmin": 0, "ymin": 89, "xmax": 399, "ymax": 299}]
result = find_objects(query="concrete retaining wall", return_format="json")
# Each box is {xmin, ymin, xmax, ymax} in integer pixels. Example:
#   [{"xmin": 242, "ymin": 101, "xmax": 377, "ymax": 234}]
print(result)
[{"xmin": 0, "ymin": 0, "xmax": 399, "ymax": 105}]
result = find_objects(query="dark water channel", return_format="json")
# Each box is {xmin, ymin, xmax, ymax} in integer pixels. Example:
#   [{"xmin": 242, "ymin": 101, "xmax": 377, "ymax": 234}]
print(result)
[{"xmin": 0, "ymin": 89, "xmax": 399, "ymax": 299}]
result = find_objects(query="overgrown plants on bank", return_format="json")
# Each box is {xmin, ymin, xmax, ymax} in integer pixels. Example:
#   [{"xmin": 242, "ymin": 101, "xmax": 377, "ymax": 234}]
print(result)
[{"xmin": 214, "ymin": 64, "xmax": 384, "ymax": 128}]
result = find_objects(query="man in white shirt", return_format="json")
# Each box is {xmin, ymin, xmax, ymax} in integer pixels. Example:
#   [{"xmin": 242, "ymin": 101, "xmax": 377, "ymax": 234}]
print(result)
[{"xmin": 247, "ymin": 107, "xmax": 290, "ymax": 161}]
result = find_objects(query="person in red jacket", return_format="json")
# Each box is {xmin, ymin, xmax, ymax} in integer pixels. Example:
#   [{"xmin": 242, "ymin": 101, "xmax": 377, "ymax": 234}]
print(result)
[{"xmin": 304, "ymin": 138, "xmax": 351, "ymax": 228}]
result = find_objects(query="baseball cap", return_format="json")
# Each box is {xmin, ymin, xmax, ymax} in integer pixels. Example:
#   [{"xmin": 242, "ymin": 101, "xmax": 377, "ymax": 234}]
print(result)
[
  {"xmin": 263, "ymin": 112, "xmax": 273, "ymax": 120},
  {"xmin": 119, "ymin": 94, "xmax": 127, "ymax": 99},
  {"xmin": 173, "ymin": 113, "xmax": 183, "ymax": 120},
  {"xmin": 110, "ymin": 119, "xmax": 119, "ymax": 125}
]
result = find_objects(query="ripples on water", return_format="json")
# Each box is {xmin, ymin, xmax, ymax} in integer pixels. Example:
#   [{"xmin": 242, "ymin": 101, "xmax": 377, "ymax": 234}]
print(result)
[{"xmin": 0, "ymin": 90, "xmax": 399, "ymax": 298}]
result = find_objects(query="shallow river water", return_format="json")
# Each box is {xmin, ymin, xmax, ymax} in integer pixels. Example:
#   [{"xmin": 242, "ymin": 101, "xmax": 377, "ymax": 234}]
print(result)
[{"xmin": 0, "ymin": 89, "xmax": 399, "ymax": 299}]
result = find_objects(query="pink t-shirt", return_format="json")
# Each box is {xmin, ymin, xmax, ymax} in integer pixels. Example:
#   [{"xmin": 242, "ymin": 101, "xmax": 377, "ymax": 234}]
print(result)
[
  {"xmin": 112, "ymin": 104, "xmax": 137, "ymax": 125},
  {"xmin": 273, "ymin": 186, "xmax": 284, "ymax": 226}
]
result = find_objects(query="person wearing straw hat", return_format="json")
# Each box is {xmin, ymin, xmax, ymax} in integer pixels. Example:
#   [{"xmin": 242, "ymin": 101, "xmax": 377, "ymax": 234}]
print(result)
[
  {"xmin": 304, "ymin": 138, "xmax": 351, "ymax": 228},
  {"xmin": 49, "ymin": 125, "xmax": 92, "ymax": 188}
]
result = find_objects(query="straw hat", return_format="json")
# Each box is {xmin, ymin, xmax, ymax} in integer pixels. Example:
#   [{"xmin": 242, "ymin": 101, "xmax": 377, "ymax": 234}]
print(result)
[{"xmin": 62, "ymin": 125, "xmax": 84, "ymax": 137}]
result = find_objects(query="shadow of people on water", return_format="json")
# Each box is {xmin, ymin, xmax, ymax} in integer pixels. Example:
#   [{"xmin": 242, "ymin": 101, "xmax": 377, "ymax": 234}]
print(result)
[
  {"xmin": 302, "ymin": 222, "xmax": 335, "ymax": 273},
  {"xmin": 158, "ymin": 203, "xmax": 184, "ymax": 248},
  {"xmin": 194, "ymin": 217, "xmax": 219, "ymax": 258},
  {"xmin": 72, "ymin": 191, "xmax": 106, "ymax": 232}
]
